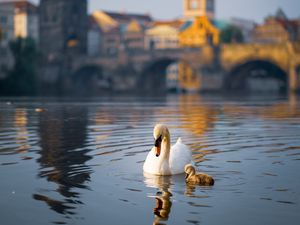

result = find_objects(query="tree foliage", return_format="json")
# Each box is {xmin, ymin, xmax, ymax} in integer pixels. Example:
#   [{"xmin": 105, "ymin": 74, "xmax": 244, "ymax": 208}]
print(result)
[
  {"xmin": 220, "ymin": 25, "xmax": 244, "ymax": 44},
  {"xmin": 0, "ymin": 37, "xmax": 38, "ymax": 96}
]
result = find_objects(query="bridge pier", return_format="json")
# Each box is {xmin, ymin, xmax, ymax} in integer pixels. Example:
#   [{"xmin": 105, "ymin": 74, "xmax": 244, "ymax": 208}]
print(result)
[{"xmin": 289, "ymin": 64, "xmax": 300, "ymax": 92}]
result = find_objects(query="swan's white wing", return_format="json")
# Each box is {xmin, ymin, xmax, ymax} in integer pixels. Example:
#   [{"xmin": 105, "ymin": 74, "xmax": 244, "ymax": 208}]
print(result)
[{"xmin": 169, "ymin": 138, "xmax": 192, "ymax": 174}]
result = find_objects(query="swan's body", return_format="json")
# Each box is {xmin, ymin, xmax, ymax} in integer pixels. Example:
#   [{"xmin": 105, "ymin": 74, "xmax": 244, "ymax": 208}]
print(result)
[
  {"xmin": 184, "ymin": 164, "xmax": 214, "ymax": 186},
  {"xmin": 143, "ymin": 124, "xmax": 192, "ymax": 175}
]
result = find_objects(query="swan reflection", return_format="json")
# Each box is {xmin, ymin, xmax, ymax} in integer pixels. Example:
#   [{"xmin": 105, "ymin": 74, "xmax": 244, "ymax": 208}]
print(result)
[{"xmin": 144, "ymin": 173, "xmax": 174, "ymax": 225}]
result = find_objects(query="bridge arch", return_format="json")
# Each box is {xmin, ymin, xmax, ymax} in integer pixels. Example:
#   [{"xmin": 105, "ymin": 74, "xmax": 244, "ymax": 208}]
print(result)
[
  {"xmin": 224, "ymin": 59, "xmax": 288, "ymax": 93},
  {"xmin": 137, "ymin": 57, "xmax": 197, "ymax": 94},
  {"xmin": 72, "ymin": 65, "xmax": 111, "ymax": 95}
]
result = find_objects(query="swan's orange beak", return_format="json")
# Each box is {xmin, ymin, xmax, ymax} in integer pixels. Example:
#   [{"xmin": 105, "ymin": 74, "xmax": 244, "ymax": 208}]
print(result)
[
  {"xmin": 155, "ymin": 146, "xmax": 161, "ymax": 157},
  {"xmin": 155, "ymin": 135, "xmax": 162, "ymax": 157}
]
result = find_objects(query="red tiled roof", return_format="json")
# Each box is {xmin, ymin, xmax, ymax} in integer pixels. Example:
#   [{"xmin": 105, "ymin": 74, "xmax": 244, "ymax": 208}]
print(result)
[
  {"xmin": 0, "ymin": 0, "xmax": 38, "ymax": 13},
  {"xmin": 152, "ymin": 19, "xmax": 184, "ymax": 28},
  {"xmin": 276, "ymin": 19, "xmax": 299, "ymax": 31},
  {"xmin": 104, "ymin": 11, "xmax": 152, "ymax": 24}
]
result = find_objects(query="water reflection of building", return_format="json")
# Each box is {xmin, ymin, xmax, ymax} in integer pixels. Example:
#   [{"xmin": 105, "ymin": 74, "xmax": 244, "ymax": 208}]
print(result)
[
  {"xmin": 35, "ymin": 107, "xmax": 92, "ymax": 215},
  {"xmin": 14, "ymin": 108, "xmax": 30, "ymax": 153},
  {"xmin": 178, "ymin": 95, "xmax": 218, "ymax": 134},
  {"xmin": 222, "ymin": 95, "xmax": 300, "ymax": 121}
]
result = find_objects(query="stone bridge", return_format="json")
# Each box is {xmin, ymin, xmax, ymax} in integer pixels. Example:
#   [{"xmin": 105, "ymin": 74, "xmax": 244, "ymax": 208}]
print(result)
[{"xmin": 71, "ymin": 42, "xmax": 300, "ymax": 93}]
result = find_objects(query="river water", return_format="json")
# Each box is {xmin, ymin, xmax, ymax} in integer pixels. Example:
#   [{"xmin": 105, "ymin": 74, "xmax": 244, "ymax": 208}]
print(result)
[{"xmin": 0, "ymin": 95, "xmax": 300, "ymax": 225}]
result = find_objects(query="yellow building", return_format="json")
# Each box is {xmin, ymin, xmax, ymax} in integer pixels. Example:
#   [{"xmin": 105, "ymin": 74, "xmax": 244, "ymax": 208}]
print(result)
[
  {"xmin": 145, "ymin": 24, "xmax": 180, "ymax": 49},
  {"xmin": 179, "ymin": 16, "xmax": 219, "ymax": 47},
  {"xmin": 92, "ymin": 10, "xmax": 118, "ymax": 32},
  {"xmin": 252, "ymin": 17, "xmax": 299, "ymax": 43},
  {"xmin": 124, "ymin": 20, "xmax": 144, "ymax": 50}
]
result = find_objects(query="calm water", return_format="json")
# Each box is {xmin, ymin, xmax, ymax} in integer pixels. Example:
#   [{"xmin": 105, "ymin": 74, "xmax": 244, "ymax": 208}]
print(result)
[{"xmin": 1, "ymin": 95, "xmax": 300, "ymax": 225}]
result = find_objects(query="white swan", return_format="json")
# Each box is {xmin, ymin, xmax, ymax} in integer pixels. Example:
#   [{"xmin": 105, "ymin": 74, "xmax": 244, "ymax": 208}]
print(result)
[{"xmin": 143, "ymin": 124, "xmax": 192, "ymax": 175}]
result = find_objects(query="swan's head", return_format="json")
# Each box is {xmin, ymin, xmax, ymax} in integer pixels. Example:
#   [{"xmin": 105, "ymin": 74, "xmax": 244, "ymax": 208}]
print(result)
[
  {"xmin": 153, "ymin": 124, "xmax": 170, "ymax": 157},
  {"xmin": 184, "ymin": 164, "xmax": 196, "ymax": 178}
]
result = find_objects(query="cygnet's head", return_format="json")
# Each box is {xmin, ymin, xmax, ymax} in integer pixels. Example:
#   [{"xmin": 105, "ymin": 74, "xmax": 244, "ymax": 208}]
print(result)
[
  {"xmin": 185, "ymin": 164, "xmax": 196, "ymax": 176},
  {"xmin": 153, "ymin": 124, "xmax": 170, "ymax": 157}
]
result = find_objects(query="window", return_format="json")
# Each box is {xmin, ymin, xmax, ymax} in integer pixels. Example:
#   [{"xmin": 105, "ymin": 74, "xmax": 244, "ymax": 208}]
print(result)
[
  {"xmin": 0, "ymin": 16, "xmax": 7, "ymax": 24},
  {"xmin": 189, "ymin": 0, "xmax": 200, "ymax": 10}
]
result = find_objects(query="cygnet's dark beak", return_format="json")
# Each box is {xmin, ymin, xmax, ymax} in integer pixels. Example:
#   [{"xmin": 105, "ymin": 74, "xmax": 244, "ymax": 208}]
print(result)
[
  {"xmin": 154, "ymin": 135, "xmax": 162, "ymax": 157},
  {"xmin": 185, "ymin": 173, "xmax": 189, "ymax": 179}
]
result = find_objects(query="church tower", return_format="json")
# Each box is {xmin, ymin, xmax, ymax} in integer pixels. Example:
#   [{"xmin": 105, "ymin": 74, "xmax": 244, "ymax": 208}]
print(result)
[
  {"xmin": 183, "ymin": 0, "xmax": 215, "ymax": 20},
  {"xmin": 39, "ymin": 0, "xmax": 88, "ymax": 59}
]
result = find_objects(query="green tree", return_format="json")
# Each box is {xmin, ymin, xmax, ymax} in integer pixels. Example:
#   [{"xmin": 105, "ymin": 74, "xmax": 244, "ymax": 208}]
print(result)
[
  {"xmin": 1, "ymin": 37, "xmax": 38, "ymax": 96},
  {"xmin": 220, "ymin": 25, "xmax": 244, "ymax": 44}
]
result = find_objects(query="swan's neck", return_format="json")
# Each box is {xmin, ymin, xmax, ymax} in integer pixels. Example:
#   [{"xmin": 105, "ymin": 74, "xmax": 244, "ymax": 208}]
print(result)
[{"xmin": 157, "ymin": 133, "xmax": 171, "ymax": 173}]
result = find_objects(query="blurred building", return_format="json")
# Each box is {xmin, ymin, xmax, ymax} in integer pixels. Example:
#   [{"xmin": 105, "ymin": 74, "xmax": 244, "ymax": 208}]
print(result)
[
  {"xmin": 87, "ymin": 15, "xmax": 103, "ymax": 56},
  {"xmin": 252, "ymin": 9, "xmax": 300, "ymax": 44},
  {"xmin": 103, "ymin": 10, "xmax": 152, "ymax": 28},
  {"xmin": 0, "ymin": 0, "xmax": 37, "ymax": 79},
  {"xmin": 89, "ymin": 10, "xmax": 152, "ymax": 55},
  {"xmin": 123, "ymin": 20, "xmax": 144, "ymax": 52},
  {"xmin": 0, "ymin": 0, "xmax": 38, "ymax": 47},
  {"xmin": 183, "ymin": 0, "xmax": 215, "ymax": 20},
  {"xmin": 39, "ymin": 0, "xmax": 88, "ymax": 60},
  {"xmin": 102, "ymin": 26, "xmax": 122, "ymax": 56},
  {"xmin": 145, "ymin": 20, "xmax": 183, "ymax": 50},
  {"xmin": 229, "ymin": 18, "xmax": 256, "ymax": 43},
  {"xmin": 0, "ymin": 2, "xmax": 16, "ymax": 47},
  {"xmin": 179, "ymin": 16, "xmax": 219, "ymax": 47}
]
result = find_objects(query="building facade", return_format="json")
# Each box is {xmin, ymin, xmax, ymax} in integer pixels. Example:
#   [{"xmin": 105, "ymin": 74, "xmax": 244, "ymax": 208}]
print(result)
[
  {"xmin": 145, "ymin": 21, "xmax": 182, "ymax": 50},
  {"xmin": 123, "ymin": 20, "xmax": 144, "ymax": 51},
  {"xmin": 39, "ymin": 0, "xmax": 88, "ymax": 60},
  {"xmin": 0, "ymin": 0, "xmax": 38, "ymax": 47},
  {"xmin": 183, "ymin": 0, "xmax": 215, "ymax": 20},
  {"xmin": 252, "ymin": 9, "xmax": 300, "ymax": 44},
  {"xmin": 87, "ymin": 15, "xmax": 103, "ymax": 56},
  {"xmin": 102, "ymin": 27, "xmax": 121, "ymax": 56},
  {"xmin": 14, "ymin": 1, "xmax": 38, "ymax": 41},
  {"xmin": 179, "ymin": 16, "xmax": 219, "ymax": 47},
  {"xmin": 252, "ymin": 17, "xmax": 299, "ymax": 44},
  {"xmin": 90, "ymin": 10, "xmax": 152, "ymax": 55},
  {"xmin": 0, "ymin": 2, "xmax": 15, "ymax": 47}
]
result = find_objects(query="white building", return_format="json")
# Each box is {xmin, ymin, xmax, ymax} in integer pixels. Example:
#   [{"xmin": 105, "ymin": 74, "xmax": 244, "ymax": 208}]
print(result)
[
  {"xmin": 230, "ymin": 18, "xmax": 256, "ymax": 43},
  {"xmin": 0, "ymin": 0, "xmax": 38, "ymax": 47},
  {"xmin": 145, "ymin": 24, "xmax": 180, "ymax": 50},
  {"xmin": 87, "ymin": 15, "xmax": 103, "ymax": 56}
]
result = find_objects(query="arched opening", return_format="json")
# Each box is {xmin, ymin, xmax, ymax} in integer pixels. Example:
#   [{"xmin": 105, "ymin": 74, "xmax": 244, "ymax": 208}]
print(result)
[
  {"xmin": 72, "ymin": 65, "xmax": 111, "ymax": 96},
  {"xmin": 137, "ymin": 58, "xmax": 198, "ymax": 94},
  {"xmin": 224, "ymin": 60, "xmax": 288, "ymax": 94}
]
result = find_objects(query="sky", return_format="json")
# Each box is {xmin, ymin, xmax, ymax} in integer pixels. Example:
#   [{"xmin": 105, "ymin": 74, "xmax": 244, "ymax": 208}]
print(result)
[
  {"xmin": 3, "ymin": 0, "xmax": 300, "ymax": 22},
  {"xmin": 88, "ymin": 0, "xmax": 300, "ymax": 22}
]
